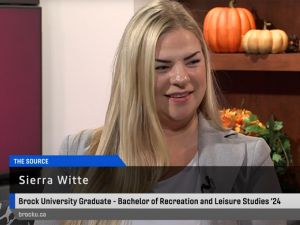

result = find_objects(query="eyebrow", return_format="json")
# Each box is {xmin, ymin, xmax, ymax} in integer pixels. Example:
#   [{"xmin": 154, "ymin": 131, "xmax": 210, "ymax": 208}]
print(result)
[{"xmin": 155, "ymin": 51, "xmax": 201, "ymax": 63}]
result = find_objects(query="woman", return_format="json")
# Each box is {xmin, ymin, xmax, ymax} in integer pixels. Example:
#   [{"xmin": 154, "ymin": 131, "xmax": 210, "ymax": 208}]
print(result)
[{"xmin": 61, "ymin": 0, "xmax": 284, "ymax": 224}]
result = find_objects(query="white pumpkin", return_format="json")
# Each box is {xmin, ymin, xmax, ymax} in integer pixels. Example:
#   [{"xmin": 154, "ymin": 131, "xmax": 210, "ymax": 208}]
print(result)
[{"xmin": 242, "ymin": 22, "xmax": 288, "ymax": 54}]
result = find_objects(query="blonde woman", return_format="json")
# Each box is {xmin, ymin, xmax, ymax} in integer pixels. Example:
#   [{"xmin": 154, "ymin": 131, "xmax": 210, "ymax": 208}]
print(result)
[{"xmin": 55, "ymin": 0, "xmax": 284, "ymax": 225}]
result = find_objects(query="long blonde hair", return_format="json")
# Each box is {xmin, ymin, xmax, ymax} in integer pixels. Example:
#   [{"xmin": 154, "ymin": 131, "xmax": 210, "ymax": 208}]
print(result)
[
  {"xmin": 90, "ymin": 0, "xmax": 222, "ymax": 166},
  {"xmin": 65, "ymin": 1, "xmax": 222, "ymax": 224}
]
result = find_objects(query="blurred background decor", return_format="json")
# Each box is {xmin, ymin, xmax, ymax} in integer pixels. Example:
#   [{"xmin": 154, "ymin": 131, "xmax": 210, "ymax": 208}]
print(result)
[
  {"xmin": 220, "ymin": 108, "xmax": 298, "ymax": 192},
  {"xmin": 220, "ymin": 108, "xmax": 292, "ymax": 174}
]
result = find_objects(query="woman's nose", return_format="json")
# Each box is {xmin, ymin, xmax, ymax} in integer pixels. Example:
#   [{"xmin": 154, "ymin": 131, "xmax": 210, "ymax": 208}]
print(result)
[{"xmin": 169, "ymin": 63, "xmax": 190, "ymax": 85}]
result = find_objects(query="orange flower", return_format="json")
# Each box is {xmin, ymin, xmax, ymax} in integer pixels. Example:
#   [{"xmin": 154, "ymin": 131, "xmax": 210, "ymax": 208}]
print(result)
[{"xmin": 220, "ymin": 108, "xmax": 265, "ymax": 136}]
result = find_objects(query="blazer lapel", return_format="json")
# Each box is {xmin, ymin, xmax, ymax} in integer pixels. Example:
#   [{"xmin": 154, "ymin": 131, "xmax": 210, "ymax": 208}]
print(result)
[{"xmin": 197, "ymin": 114, "xmax": 247, "ymax": 192}]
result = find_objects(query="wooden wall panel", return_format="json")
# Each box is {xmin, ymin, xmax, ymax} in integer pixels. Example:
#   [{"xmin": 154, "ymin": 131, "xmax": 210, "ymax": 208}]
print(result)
[{"xmin": 216, "ymin": 71, "xmax": 300, "ymax": 166}]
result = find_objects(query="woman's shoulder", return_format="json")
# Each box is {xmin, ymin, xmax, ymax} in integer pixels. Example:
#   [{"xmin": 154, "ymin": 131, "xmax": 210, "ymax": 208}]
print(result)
[
  {"xmin": 221, "ymin": 130, "xmax": 272, "ymax": 166},
  {"xmin": 201, "ymin": 113, "xmax": 267, "ymax": 146},
  {"xmin": 222, "ymin": 128, "xmax": 269, "ymax": 150},
  {"xmin": 201, "ymin": 116, "xmax": 272, "ymax": 166},
  {"xmin": 223, "ymin": 129, "xmax": 266, "ymax": 145},
  {"xmin": 60, "ymin": 129, "xmax": 98, "ymax": 155}
]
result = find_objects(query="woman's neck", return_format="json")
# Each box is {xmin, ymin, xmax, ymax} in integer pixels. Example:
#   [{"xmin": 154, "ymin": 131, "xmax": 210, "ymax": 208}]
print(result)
[{"xmin": 162, "ymin": 114, "xmax": 199, "ymax": 166}]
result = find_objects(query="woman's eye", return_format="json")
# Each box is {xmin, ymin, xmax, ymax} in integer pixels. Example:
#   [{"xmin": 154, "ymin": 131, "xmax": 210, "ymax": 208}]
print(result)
[
  {"xmin": 155, "ymin": 65, "xmax": 170, "ymax": 71},
  {"xmin": 187, "ymin": 59, "xmax": 200, "ymax": 65}
]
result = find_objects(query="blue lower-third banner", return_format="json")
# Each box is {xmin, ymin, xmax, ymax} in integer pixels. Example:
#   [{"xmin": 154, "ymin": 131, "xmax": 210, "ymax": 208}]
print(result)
[{"xmin": 9, "ymin": 155, "xmax": 126, "ymax": 167}]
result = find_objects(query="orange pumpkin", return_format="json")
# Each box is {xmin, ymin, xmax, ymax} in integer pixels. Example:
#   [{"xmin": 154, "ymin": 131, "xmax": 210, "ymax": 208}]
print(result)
[{"xmin": 203, "ymin": 0, "xmax": 256, "ymax": 53}]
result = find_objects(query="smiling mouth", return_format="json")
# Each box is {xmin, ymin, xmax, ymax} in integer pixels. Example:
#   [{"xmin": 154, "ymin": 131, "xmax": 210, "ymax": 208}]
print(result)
[{"xmin": 165, "ymin": 91, "xmax": 193, "ymax": 98}]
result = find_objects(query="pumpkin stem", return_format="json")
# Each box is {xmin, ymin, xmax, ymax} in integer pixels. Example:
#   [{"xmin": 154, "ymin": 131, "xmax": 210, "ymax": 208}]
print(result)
[
  {"xmin": 263, "ymin": 20, "xmax": 272, "ymax": 30},
  {"xmin": 229, "ymin": 0, "xmax": 235, "ymax": 7}
]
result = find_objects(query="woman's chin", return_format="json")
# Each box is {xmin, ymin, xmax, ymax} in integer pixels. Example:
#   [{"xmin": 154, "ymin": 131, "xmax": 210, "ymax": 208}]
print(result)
[
  {"xmin": 165, "ymin": 112, "xmax": 196, "ymax": 125},
  {"xmin": 158, "ymin": 108, "xmax": 198, "ymax": 129}
]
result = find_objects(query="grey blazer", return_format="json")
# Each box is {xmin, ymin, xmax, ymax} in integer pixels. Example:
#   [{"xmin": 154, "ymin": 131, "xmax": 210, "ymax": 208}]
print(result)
[
  {"xmin": 55, "ymin": 114, "xmax": 286, "ymax": 225},
  {"xmin": 60, "ymin": 113, "xmax": 280, "ymax": 193},
  {"xmin": 61, "ymin": 114, "xmax": 272, "ymax": 166}
]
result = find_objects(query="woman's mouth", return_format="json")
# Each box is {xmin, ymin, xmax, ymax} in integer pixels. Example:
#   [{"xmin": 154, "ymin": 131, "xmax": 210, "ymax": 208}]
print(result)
[{"xmin": 165, "ymin": 91, "xmax": 193, "ymax": 103}]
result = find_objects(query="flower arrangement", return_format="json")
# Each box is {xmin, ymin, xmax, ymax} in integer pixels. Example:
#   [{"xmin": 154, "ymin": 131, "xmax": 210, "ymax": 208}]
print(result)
[{"xmin": 220, "ymin": 108, "xmax": 293, "ymax": 175}]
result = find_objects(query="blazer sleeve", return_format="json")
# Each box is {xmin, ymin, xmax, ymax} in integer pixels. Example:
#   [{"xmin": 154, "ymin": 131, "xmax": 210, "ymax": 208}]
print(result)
[
  {"xmin": 34, "ymin": 131, "xmax": 93, "ymax": 225},
  {"xmin": 246, "ymin": 138, "xmax": 282, "ymax": 193},
  {"xmin": 40, "ymin": 129, "xmax": 94, "ymax": 194},
  {"xmin": 59, "ymin": 129, "xmax": 95, "ymax": 155},
  {"xmin": 250, "ymin": 138, "xmax": 274, "ymax": 167},
  {"xmin": 237, "ymin": 138, "xmax": 287, "ymax": 225}
]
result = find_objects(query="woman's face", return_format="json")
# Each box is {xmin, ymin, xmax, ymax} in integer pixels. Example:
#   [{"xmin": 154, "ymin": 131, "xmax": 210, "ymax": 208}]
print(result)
[{"xmin": 155, "ymin": 28, "xmax": 206, "ymax": 128}]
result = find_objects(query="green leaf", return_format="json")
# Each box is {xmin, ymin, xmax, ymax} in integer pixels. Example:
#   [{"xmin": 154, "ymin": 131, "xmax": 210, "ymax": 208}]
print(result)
[
  {"xmin": 245, "ymin": 125, "xmax": 267, "ymax": 135},
  {"xmin": 243, "ymin": 117, "xmax": 250, "ymax": 124},
  {"xmin": 245, "ymin": 125, "xmax": 259, "ymax": 132},
  {"xmin": 249, "ymin": 114, "xmax": 258, "ymax": 122},
  {"xmin": 283, "ymin": 139, "xmax": 291, "ymax": 151},
  {"xmin": 273, "ymin": 121, "xmax": 283, "ymax": 131},
  {"xmin": 275, "ymin": 145, "xmax": 281, "ymax": 152},
  {"xmin": 272, "ymin": 153, "xmax": 282, "ymax": 163}
]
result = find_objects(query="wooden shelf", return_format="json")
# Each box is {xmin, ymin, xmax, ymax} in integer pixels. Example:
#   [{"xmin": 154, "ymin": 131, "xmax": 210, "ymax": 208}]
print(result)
[
  {"xmin": 211, "ymin": 53, "xmax": 300, "ymax": 72},
  {"xmin": 182, "ymin": 0, "xmax": 300, "ymax": 168}
]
